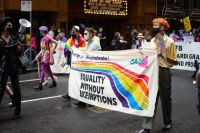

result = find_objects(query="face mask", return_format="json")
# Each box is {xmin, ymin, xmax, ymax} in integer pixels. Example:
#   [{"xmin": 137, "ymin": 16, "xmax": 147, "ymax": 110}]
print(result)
[
  {"xmin": 5, "ymin": 27, "xmax": 13, "ymax": 33},
  {"xmin": 146, "ymin": 39, "xmax": 151, "ymax": 42},
  {"xmin": 151, "ymin": 28, "xmax": 160, "ymax": 35},
  {"xmin": 71, "ymin": 34, "xmax": 77, "ymax": 38},
  {"xmin": 40, "ymin": 31, "xmax": 44, "ymax": 36},
  {"xmin": 84, "ymin": 34, "xmax": 89, "ymax": 40}
]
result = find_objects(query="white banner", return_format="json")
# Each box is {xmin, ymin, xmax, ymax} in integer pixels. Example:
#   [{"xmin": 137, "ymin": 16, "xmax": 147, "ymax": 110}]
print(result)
[
  {"xmin": 69, "ymin": 48, "xmax": 158, "ymax": 117},
  {"xmin": 51, "ymin": 41, "xmax": 70, "ymax": 74},
  {"xmin": 173, "ymin": 42, "xmax": 200, "ymax": 71}
]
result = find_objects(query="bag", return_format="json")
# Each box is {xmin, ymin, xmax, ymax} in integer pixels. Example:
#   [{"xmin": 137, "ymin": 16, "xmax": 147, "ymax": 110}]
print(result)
[
  {"xmin": 18, "ymin": 54, "xmax": 29, "ymax": 66},
  {"xmin": 111, "ymin": 39, "xmax": 116, "ymax": 46}
]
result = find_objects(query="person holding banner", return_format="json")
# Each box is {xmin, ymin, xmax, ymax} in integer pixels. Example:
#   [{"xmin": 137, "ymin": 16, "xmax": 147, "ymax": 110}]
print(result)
[
  {"xmin": 84, "ymin": 27, "xmax": 101, "ymax": 51},
  {"xmin": 136, "ymin": 18, "xmax": 178, "ymax": 133},
  {"xmin": 62, "ymin": 26, "xmax": 86, "ymax": 100},
  {"xmin": 73, "ymin": 27, "xmax": 101, "ymax": 106}
]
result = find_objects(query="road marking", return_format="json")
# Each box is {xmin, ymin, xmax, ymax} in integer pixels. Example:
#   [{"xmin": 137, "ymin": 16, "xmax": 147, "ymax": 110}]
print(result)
[
  {"xmin": 9, "ymin": 95, "xmax": 62, "ymax": 105},
  {"xmin": 8, "ymin": 78, "xmax": 40, "ymax": 84}
]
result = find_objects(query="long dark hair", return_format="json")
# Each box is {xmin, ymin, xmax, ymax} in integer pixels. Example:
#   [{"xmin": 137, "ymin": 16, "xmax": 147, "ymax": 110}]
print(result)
[{"xmin": 114, "ymin": 32, "xmax": 120, "ymax": 40}]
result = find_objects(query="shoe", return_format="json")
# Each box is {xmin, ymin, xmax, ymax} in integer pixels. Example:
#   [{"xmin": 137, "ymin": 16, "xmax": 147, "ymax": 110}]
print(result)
[
  {"xmin": 12, "ymin": 110, "xmax": 20, "ymax": 119},
  {"xmin": 62, "ymin": 94, "xmax": 71, "ymax": 100},
  {"xmin": 12, "ymin": 114, "xmax": 20, "ymax": 119},
  {"xmin": 135, "ymin": 129, "xmax": 150, "ymax": 133},
  {"xmin": 42, "ymin": 80, "xmax": 49, "ymax": 86},
  {"xmin": 49, "ymin": 81, "xmax": 57, "ymax": 88},
  {"xmin": 74, "ymin": 101, "xmax": 87, "ymax": 107},
  {"xmin": 162, "ymin": 121, "xmax": 174, "ymax": 131},
  {"xmin": 88, "ymin": 104, "xmax": 94, "ymax": 107},
  {"xmin": 33, "ymin": 84, "xmax": 43, "ymax": 91},
  {"xmin": 9, "ymin": 95, "xmax": 15, "ymax": 107}
]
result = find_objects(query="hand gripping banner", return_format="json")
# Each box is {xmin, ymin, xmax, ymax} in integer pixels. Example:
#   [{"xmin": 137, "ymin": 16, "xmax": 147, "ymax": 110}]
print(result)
[{"xmin": 69, "ymin": 48, "xmax": 158, "ymax": 117}]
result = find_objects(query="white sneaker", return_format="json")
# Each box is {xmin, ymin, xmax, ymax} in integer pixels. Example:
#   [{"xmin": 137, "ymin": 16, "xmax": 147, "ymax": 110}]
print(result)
[{"xmin": 42, "ymin": 80, "xmax": 49, "ymax": 86}]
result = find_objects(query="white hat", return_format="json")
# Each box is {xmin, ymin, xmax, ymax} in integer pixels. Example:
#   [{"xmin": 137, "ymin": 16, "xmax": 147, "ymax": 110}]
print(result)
[{"xmin": 74, "ymin": 25, "xmax": 80, "ymax": 31}]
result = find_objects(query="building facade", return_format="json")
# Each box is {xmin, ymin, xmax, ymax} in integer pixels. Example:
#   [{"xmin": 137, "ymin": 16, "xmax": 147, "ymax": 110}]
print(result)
[{"xmin": 0, "ymin": 0, "xmax": 156, "ymax": 49}]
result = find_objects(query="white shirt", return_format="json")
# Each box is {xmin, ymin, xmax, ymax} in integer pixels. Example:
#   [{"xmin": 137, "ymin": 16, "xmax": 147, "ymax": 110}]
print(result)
[
  {"xmin": 48, "ymin": 30, "xmax": 54, "ymax": 38},
  {"xmin": 141, "ymin": 40, "xmax": 151, "ymax": 48},
  {"xmin": 85, "ymin": 39, "xmax": 101, "ymax": 51}
]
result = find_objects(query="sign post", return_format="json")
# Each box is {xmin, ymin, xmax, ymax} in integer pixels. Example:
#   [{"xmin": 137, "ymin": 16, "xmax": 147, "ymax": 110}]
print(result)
[{"xmin": 21, "ymin": 0, "xmax": 33, "ymax": 69}]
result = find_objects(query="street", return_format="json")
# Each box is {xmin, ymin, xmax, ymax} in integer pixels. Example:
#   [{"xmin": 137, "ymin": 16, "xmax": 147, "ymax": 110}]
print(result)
[{"xmin": 0, "ymin": 70, "xmax": 199, "ymax": 133}]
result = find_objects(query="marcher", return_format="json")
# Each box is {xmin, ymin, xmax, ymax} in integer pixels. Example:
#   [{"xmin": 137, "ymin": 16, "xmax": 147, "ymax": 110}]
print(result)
[
  {"xmin": 135, "ymin": 18, "xmax": 178, "ymax": 133},
  {"xmin": 62, "ymin": 26, "xmax": 86, "ymax": 100},
  {"xmin": 84, "ymin": 27, "xmax": 101, "ymax": 51},
  {"xmin": 74, "ymin": 27, "xmax": 101, "ymax": 106},
  {"xmin": 0, "ymin": 17, "xmax": 23, "ymax": 119},
  {"xmin": 33, "ymin": 26, "xmax": 57, "ymax": 90}
]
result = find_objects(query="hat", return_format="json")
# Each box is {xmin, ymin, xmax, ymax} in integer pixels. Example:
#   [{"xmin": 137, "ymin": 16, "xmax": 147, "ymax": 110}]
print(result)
[
  {"xmin": 0, "ymin": 17, "xmax": 14, "ymax": 29},
  {"xmin": 39, "ymin": 26, "xmax": 48, "ymax": 31},
  {"xmin": 74, "ymin": 25, "xmax": 80, "ymax": 31},
  {"xmin": 137, "ymin": 33, "xmax": 144, "ymax": 38}
]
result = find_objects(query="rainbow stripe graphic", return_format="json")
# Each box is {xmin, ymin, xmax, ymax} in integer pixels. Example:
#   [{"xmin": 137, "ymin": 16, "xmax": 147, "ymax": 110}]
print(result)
[{"xmin": 72, "ymin": 61, "xmax": 150, "ymax": 110}]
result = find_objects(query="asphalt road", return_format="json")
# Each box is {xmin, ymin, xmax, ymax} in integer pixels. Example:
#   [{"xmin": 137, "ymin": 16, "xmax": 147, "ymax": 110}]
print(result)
[{"xmin": 0, "ymin": 70, "xmax": 199, "ymax": 133}]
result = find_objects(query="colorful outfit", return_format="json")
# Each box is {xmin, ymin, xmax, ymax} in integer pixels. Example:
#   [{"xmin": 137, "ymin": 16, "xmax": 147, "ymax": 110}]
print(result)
[
  {"xmin": 39, "ymin": 34, "xmax": 55, "ymax": 84},
  {"xmin": 64, "ymin": 34, "xmax": 86, "ymax": 65},
  {"xmin": 61, "ymin": 34, "xmax": 86, "ymax": 100}
]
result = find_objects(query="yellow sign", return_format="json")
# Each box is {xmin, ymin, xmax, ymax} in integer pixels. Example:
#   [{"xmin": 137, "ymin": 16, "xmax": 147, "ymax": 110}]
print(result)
[
  {"xmin": 182, "ymin": 16, "xmax": 192, "ymax": 32},
  {"xmin": 84, "ymin": 0, "xmax": 128, "ymax": 16}
]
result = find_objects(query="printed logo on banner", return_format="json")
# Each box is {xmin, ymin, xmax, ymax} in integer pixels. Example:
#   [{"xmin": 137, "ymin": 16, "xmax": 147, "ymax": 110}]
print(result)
[
  {"xmin": 72, "ymin": 61, "xmax": 150, "ymax": 111},
  {"xmin": 130, "ymin": 56, "xmax": 149, "ymax": 68}
]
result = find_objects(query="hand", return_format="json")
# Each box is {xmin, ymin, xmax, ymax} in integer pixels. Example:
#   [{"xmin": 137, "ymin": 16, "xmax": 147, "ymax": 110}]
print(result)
[
  {"xmin": 69, "ymin": 47, "xmax": 72, "ymax": 52},
  {"xmin": 156, "ymin": 34, "xmax": 164, "ymax": 44}
]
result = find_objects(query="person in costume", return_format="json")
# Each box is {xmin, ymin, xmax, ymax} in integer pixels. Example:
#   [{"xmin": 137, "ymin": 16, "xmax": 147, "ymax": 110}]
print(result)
[
  {"xmin": 33, "ymin": 26, "xmax": 57, "ymax": 90},
  {"xmin": 0, "ymin": 17, "xmax": 23, "ymax": 119}
]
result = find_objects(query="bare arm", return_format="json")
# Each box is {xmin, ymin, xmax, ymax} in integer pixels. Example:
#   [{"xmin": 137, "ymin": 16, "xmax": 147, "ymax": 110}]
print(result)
[{"xmin": 51, "ymin": 39, "xmax": 59, "ymax": 53}]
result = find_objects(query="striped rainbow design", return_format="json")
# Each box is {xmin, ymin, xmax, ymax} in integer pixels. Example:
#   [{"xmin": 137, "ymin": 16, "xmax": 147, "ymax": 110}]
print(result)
[{"xmin": 72, "ymin": 61, "xmax": 150, "ymax": 110}]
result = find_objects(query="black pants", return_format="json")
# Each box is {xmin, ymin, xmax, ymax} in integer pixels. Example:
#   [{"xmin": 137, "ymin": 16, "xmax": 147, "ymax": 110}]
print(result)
[
  {"xmin": 0, "ymin": 63, "xmax": 21, "ymax": 114},
  {"xmin": 143, "ymin": 67, "xmax": 172, "ymax": 129}
]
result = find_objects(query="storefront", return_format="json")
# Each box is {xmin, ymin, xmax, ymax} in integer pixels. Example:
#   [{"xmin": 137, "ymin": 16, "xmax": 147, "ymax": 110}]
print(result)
[{"xmin": 0, "ymin": 0, "xmax": 156, "ymax": 49}]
